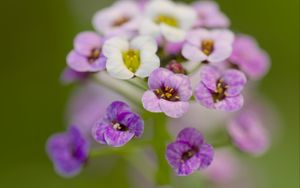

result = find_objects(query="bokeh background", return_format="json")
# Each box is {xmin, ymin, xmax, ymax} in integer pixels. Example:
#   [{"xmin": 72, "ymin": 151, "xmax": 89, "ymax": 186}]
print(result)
[{"xmin": 0, "ymin": 0, "xmax": 298, "ymax": 187}]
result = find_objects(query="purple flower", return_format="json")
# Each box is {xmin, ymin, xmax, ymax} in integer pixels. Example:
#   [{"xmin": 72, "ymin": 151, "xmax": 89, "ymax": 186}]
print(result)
[
  {"xmin": 46, "ymin": 126, "xmax": 89, "ymax": 177},
  {"xmin": 166, "ymin": 128, "xmax": 214, "ymax": 176},
  {"xmin": 195, "ymin": 65, "xmax": 247, "ymax": 112},
  {"xmin": 60, "ymin": 67, "xmax": 89, "ymax": 84},
  {"xmin": 92, "ymin": 101, "xmax": 144, "ymax": 147},
  {"xmin": 142, "ymin": 68, "xmax": 192, "ymax": 118},
  {"xmin": 67, "ymin": 31, "xmax": 106, "ymax": 72},
  {"xmin": 229, "ymin": 35, "xmax": 270, "ymax": 80},
  {"xmin": 227, "ymin": 107, "xmax": 269, "ymax": 155},
  {"xmin": 182, "ymin": 29, "xmax": 234, "ymax": 63},
  {"xmin": 193, "ymin": 1, "xmax": 230, "ymax": 28}
]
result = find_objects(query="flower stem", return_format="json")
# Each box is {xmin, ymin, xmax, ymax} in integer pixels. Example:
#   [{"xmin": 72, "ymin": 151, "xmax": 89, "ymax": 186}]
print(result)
[
  {"xmin": 147, "ymin": 113, "xmax": 172, "ymax": 185},
  {"xmin": 187, "ymin": 63, "xmax": 202, "ymax": 75}
]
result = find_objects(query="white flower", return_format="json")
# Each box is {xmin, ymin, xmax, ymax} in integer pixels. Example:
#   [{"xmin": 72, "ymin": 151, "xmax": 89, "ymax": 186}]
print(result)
[
  {"xmin": 103, "ymin": 36, "xmax": 160, "ymax": 79},
  {"xmin": 140, "ymin": 0, "xmax": 197, "ymax": 42},
  {"xmin": 92, "ymin": 0, "xmax": 141, "ymax": 38}
]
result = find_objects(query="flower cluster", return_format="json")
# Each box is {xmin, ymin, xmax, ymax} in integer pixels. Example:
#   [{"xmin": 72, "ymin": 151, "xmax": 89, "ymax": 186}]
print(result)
[{"xmin": 49, "ymin": 0, "xmax": 273, "ymax": 185}]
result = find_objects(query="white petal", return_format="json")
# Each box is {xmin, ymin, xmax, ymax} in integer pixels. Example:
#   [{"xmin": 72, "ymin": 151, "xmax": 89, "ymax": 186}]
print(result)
[
  {"xmin": 102, "ymin": 37, "xmax": 129, "ymax": 58},
  {"xmin": 182, "ymin": 44, "xmax": 207, "ymax": 62},
  {"xmin": 131, "ymin": 36, "xmax": 158, "ymax": 54},
  {"xmin": 139, "ymin": 19, "xmax": 161, "ymax": 38},
  {"xmin": 176, "ymin": 4, "xmax": 197, "ymax": 30},
  {"xmin": 160, "ymin": 24, "xmax": 186, "ymax": 42},
  {"xmin": 135, "ymin": 51, "xmax": 160, "ymax": 78},
  {"xmin": 106, "ymin": 57, "xmax": 134, "ymax": 79}
]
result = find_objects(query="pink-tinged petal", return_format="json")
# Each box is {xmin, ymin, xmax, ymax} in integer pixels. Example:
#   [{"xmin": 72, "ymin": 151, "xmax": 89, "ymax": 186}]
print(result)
[
  {"xmin": 228, "ymin": 110, "xmax": 269, "ymax": 155},
  {"xmin": 223, "ymin": 70, "xmax": 247, "ymax": 96},
  {"xmin": 200, "ymin": 65, "xmax": 221, "ymax": 91},
  {"xmin": 148, "ymin": 68, "xmax": 173, "ymax": 89},
  {"xmin": 104, "ymin": 126, "xmax": 135, "ymax": 147},
  {"xmin": 195, "ymin": 82, "xmax": 215, "ymax": 109},
  {"xmin": 177, "ymin": 75, "xmax": 193, "ymax": 101},
  {"xmin": 91, "ymin": 121, "xmax": 111, "ymax": 144},
  {"xmin": 214, "ymin": 95, "xmax": 244, "ymax": 112},
  {"xmin": 67, "ymin": 51, "xmax": 91, "ymax": 72},
  {"xmin": 74, "ymin": 32, "xmax": 102, "ymax": 56},
  {"xmin": 159, "ymin": 100, "xmax": 189, "ymax": 118},
  {"xmin": 176, "ymin": 128, "xmax": 204, "ymax": 146},
  {"xmin": 182, "ymin": 43, "xmax": 207, "ymax": 63},
  {"xmin": 197, "ymin": 143, "xmax": 214, "ymax": 169},
  {"xmin": 207, "ymin": 43, "xmax": 232, "ymax": 63},
  {"xmin": 142, "ymin": 90, "xmax": 161, "ymax": 112}
]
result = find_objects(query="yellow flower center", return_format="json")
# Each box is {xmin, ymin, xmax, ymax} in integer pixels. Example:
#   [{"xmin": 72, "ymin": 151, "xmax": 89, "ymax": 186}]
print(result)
[
  {"xmin": 212, "ymin": 79, "xmax": 228, "ymax": 103},
  {"xmin": 122, "ymin": 49, "xmax": 141, "ymax": 73},
  {"xmin": 155, "ymin": 15, "xmax": 178, "ymax": 27},
  {"xmin": 201, "ymin": 39, "xmax": 214, "ymax": 56},
  {"xmin": 154, "ymin": 86, "xmax": 180, "ymax": 101},
  {"xmin": 88, "ymin": 48, "xmax": 101, "ymax": 63}
]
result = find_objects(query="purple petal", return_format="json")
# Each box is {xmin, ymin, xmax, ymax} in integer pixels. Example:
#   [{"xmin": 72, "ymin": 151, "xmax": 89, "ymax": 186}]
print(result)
[
  {"xmin": 176, "ymin": 128, "xmax": 204, "ymax": 146},
  {"xmin": 104, "ymin": 126, "xmax": 135, "ymax": 147},
  {"xmin": 106, "ymin": 101, "xmax": 131, "ymax": 121},
  {"xmin": 197, "ymin": 143, "xmax": 214, "ymax": 169},
  {"xmin": 91, "ymin": 120, "xmax": 111, "ymax": 144},
  {"xmin": 195, "ymin": 82, "xmax": 215, "ymax": 109},
  {"xmin": 117, "ymin": 111, "xmax": 144, "ymax": 137},
  {"xmin": 207, "ymin": 42, "xmax": 232, "ymax": 63},
  {"xmin": 166, "ymin": 141, "xmax": 201, "ymax": 176},
  {"xmin": 148, "ymin": 68, "xmax": 173, "ymax": 89},
  {"xmin": 222, "ymin": 69, "xmax": 247, "ymax": 96},
  {"xmin": 60, "ymin": 67, "xmax": 89, "ymax": 84},
  {"xmin": 165, "ymin": 74, "xmax": 192, "ymax": 101},
  {"xmin": 214, "ymin": 95, "xmax": 244, "ymax": 112},
  {"xmin": 200, "ymin": 65, "xmax": 221, "ymax": 91},
  {"xmin": 142, "ymin": 90, "xmax": 161, "ymax": 112},
  {"xmin": 159, "ymin": 100, "xmax": 189, "ymax": 118},
  {"xmin": 228, "ymin": 110, "xmax": 269, "ymax": 155},
  {"xmin": 74, "ymin": 32, "xmax": 102, "ymax": 56},
  {"xmin": 67, "ymin": 51, "xmax": 91, "ymax": 72}
]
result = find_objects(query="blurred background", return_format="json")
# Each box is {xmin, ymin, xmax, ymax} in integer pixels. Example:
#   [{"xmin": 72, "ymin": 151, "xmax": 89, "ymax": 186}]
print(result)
[{"xmin": 0, "ymin": 0, "xmax": 298, "ymax": 187}]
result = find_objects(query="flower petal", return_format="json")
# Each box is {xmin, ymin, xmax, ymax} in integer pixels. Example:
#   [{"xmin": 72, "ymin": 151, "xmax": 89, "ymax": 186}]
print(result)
[
  {"xmin": 142, "ymin": 90, "xmax": 161, "ymax": 112},
  {"xmin": 197, "ymin": 143, "xmax": 214, "ymax": 169},
  {"xmin": 195, "ymin": 82, "xmax": 215, "ymax": 109},
  {"xmin": 74, "ymin": 32, "xmax": 102, "ymax": 56},
  {"xmin": 148, "ymin": 68, "xmax": 173, "ymax": 89},
  {"xmin": 91, "ymin": 121, "xmax": 111, "ymax": 144},
  {"xmin": 182, "ymin": 43, "xmax": 207, "ymax": 63},
  {"xmin": 176, "ymin": 128, "xmax": 204, "ymax": 146},
  {"xmin": 214, "ymin": 95, "xmax": 244, "ymax": 112},
  {"xmin": 159, "ymin": 100, "xmax": 189, "ymax": 118},
  {"xmin": 104, "ymin": 126, "xmax": 135, "ymax": 147},
  {"xmin": 106, "ymin": 101, "xmax": 131, "ymax": 121},
  {"xmin": 117, "ymin": 111, "xmax": 144, "ymax": 138},
  {"xmin": 200, "ymin": 65, "xmax": 221, "ymax": 91},
  {"xmin": 222, "ymin": 70, "xmax": 247, "ymax": 96},
  {"xmin": 160, "ymin": 24, "xmax": 186, "ymax": 42},
  {"xmin": 135, "ymin": 51, "xmax": 160, "ymax": 78}
]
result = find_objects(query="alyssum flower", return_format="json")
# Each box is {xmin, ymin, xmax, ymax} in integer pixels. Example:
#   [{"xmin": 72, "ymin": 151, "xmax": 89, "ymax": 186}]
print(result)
[
  {"xmin": 195, "ymin": 65, "xmax": 247, "ymax": 112},
  {"xmin": 228, "ymin": 34, "xmax": 270, "ymax": 80},
  {"xmin": 193, "ymin": 1, "xmax": 230, "ymax": 28},
  {"xmin": 46, "ymin": 126, "xmax": 89, "ymax": 177},
  {"xmin": 92, "ymin": 0, "xmax": 141, "ymax": 38},
  {"xmin": 67, "ymin": 31, "xmax": 106, "ymax": 72},
  {"xmin": 140, "ymin": 0, "xmax": 197, "ymax": 42},
  {"xmin": 182, "ymin": 29, "xmax": 234, "ymax": 63},
  {"xmin": 166, "ymin": 128, "xmax": 214, "ymax": 176},
  {"xmin": 103, "ymin": 35, "xmax": 160, "ymax": 79},
  {"xmin": 227, "ymin": 106, "xmax": 270, "ymax": 155},
  {"xmin": 142, "ymin": 68, "xmax": 192, "ymax": 118},
  {"xmin": 92, "ymin": 101, "xmax": 144, "ymax": 147}
]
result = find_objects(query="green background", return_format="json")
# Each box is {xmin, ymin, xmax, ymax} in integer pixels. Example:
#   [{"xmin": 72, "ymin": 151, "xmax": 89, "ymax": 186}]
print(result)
[{"xmin": 0, "ymin": 0, "xmax": 298, "ymax": 187}]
